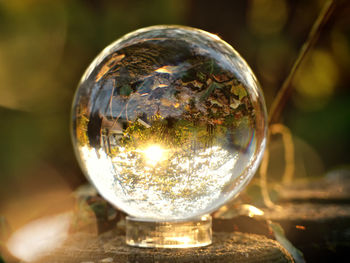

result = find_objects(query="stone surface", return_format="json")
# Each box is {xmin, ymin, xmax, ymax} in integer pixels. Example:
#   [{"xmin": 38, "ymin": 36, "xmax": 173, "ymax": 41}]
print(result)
[
  {"xmin": 35, "ymin": 231, "xmax": 293, "ymax": 263},
  {"xmin": 277, "ymin": 176, "xmax": 350, "ymax": 204},
  {"xmin": 262, "ymin": 175, "xmax": 350, "ymax": 263},
  {"xmin": 11, "ymin": 175, "xmax": 350, "ymax": 263}
]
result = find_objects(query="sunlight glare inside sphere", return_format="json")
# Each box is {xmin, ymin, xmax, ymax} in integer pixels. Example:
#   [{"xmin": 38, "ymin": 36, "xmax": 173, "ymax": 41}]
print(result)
[
  {"xmin": 71, "ymin": 25, "xmax": 267, "ymax": 221},
  {"xmin": 143, "ymin": 144, "xmax": 167, "ymax": 167}
]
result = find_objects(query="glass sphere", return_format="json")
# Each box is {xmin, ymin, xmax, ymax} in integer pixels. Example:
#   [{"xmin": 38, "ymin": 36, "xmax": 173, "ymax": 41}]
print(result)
[{"xmin": 71, "ymin": 25, "xmax": 267, "ymax": 221}]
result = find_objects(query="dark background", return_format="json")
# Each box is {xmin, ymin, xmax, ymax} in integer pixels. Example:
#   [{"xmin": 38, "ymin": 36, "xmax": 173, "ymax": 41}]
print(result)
[{"xmin": 1, "ymin": 0, "xmax": 349, "ymax": 229}]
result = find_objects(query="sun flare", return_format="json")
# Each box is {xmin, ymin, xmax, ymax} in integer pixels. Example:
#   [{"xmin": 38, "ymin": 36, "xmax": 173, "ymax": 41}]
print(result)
[{"xmin": 143, "ymin": 144, "xmax": 167, "ymax": 166}]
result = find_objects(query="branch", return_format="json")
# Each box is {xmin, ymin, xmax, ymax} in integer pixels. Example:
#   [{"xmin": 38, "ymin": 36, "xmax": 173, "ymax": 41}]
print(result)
[{"xmin": 268, "ymin": 0, "xmax": 337, "ymax": 125}]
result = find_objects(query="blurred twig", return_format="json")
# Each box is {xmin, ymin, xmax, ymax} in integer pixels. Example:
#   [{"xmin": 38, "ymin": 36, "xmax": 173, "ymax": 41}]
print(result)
[
  {"xmin": 260, "ymin": 124, "xmax": 295, "ymax": 207},
  {"xmin": 270, "ymin": 124, "xmax": 295, "ymax": 184},
  {"xmin": 259, "ymin": 0, "xmax": 339, "ymax": 207},
  {"xmin": 261, "ymin": 1, "xmax": 337, "ymax": 206},
  {"xmin": 259, "ymin": 148, "xmax": 275, "ymax": 208},
  {"xmin": 268, "ymin": 0, "xmax": 337, "ymax": 125}
]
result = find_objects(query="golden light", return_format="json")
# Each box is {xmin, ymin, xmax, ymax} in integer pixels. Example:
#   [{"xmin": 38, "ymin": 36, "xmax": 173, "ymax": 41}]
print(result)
[
  {"xmin": 164, "ymin": 236, "xmax": 193, "ymax": 247},
  {"xmin": 293, "ymin": 49, "xmax": 338, "ymax": 110},
  {"xmin": 248, "ymin": 0, "xmax": 288, "ymax": 36},
  {"xmin": 142, "ymin": 144, "xmax": 167, "ymax": 166},
  {"xmin": 295, "ymin": 225, "xmax": 306, "ymax": 230},
  {"xmin": 6, "ymin": 212, "xmax": 72, "ymax": 262},
  {"xmin": 241, "ymin": 204, "xmax": 265, "ymax": 217}
]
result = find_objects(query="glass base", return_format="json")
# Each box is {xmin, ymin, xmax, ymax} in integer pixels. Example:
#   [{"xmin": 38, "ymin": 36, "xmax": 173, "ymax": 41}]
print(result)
[{"xmin": 126, "ymin": 215, "xmax": 212, "ymax": 248}]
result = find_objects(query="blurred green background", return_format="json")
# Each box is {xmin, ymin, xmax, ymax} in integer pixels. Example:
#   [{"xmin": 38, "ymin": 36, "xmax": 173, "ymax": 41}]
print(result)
[{"xmin": 0, "ymin": 0, "xmax": 349, "ymax": 228}]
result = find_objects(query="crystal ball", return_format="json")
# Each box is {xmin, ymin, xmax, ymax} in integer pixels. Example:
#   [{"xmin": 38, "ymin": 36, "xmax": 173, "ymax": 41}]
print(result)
[{"xmin": 71, "ymin": 25, "xmax": 267, "ymax": 221}]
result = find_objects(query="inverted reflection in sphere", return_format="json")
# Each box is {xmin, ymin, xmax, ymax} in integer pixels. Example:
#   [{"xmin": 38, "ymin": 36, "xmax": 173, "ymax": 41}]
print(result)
[{"xmin": 71, "ymin": 25, "xmax": 267, "ymax": 221}]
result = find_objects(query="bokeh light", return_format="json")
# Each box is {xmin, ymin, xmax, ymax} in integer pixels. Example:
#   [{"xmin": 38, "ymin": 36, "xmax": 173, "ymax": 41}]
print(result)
[
  {"xmin": 6, "ymin": 212, "xmax": 72, "ymax": 262},
  {"xmin": 293, "ymin": 49, "xmax": 339, "ymax": 110},
  {"xmin": 248, "ymin": 0, "xmax": 289, "ymax": 36}
]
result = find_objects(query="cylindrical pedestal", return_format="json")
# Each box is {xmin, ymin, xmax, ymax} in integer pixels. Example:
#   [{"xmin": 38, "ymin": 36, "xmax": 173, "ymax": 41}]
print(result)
[{"xmin": 126, "ymin": 215, "xmax": 212, "ymax": 248}]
